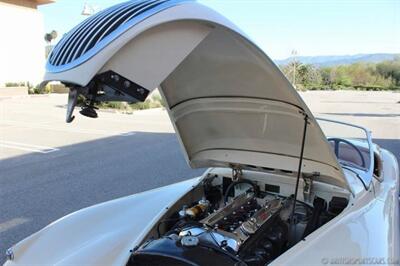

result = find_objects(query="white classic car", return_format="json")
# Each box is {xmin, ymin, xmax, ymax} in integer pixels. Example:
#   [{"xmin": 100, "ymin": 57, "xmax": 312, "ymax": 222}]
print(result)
[{"xmin": 4, "ymin": 1, "xmax": 399, "ymax": 266}]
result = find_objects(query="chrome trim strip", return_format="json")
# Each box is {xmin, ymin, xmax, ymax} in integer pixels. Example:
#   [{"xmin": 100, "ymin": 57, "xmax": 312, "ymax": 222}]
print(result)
[
  {"xmin": 94, "ymin": 0, "xmax": 160, "ymax": 46},
  {"xmin": 122, "ymin": 0, "xmax": 163, "ymax": 24},
  {"xmin": 50, "ymin": 2, "xmax": 127, "ymax": 65},
  {"xmin": 64, "ymin": 1, "xmax": 142, "ymax": 65},
  {"xmin": 46, "ymin": 0, "xmax": 192, "ymax": 73},
  {"xmin": 58, "ymin": 1, "xmax": 135, "ymax": 66},
  {"xmin": 79, "ymin": 0, "xmax": 158, "ymax": 61},
  {"xmin": 316, "ymin": 117, "xmax": 374, "ymax": 188}
]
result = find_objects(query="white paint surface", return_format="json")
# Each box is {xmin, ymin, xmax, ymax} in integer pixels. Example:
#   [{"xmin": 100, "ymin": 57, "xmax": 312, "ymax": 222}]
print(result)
[{"xmin": 0, "ymin": 2, "xmax": 45, "ymax": 86}]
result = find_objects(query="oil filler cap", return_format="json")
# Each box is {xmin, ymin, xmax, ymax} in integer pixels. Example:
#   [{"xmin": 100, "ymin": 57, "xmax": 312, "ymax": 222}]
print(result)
[{"xmin": 181, "ymin": 236, "xmax": 199, "ymax": 247}]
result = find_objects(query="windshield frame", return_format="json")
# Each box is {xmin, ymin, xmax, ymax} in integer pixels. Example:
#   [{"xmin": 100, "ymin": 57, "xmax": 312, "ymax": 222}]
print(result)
[{"xmin": 316, "ymin": 117, "xmax": 374, "ymax": 189}]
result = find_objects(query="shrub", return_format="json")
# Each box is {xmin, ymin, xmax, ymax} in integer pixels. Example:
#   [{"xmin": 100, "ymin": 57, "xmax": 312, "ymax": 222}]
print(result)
[
  {"xmin": 280, "ymin": 58, "xmax": 400, "ymax": 91},
  {"xmin": 5, "ymin": 82, "xmax": 26, "ymax": 87},
  {"xmin": 150, "ymin": 91, "xmax": 166, "ymax": 107},
  {"xmin": 28, "ymin": 84, "xmax": 52, "ymax": 94}
]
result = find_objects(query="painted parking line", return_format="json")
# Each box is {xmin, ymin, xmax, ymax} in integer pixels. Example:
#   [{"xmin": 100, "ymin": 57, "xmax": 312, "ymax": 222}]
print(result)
[
  {"xmin": 0, "ymin": 218, "xmax": 29, "ymax": 234},
  {"xmin": 119, "ymin": 132, "xmax": 136, "ymax": 136},
  {"xmin": 0, "ymin": 120, "xmax": 136, "ymax": 137},
  {"xmin": 0, "ymin": 140, "xmax": 59, "ymax": 154}
]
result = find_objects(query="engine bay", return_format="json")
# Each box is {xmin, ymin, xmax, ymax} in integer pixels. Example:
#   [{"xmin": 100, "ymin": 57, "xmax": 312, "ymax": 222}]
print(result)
[{"xmin": 128, "ymin": 169, "xmax": 349, "ymax": 266}]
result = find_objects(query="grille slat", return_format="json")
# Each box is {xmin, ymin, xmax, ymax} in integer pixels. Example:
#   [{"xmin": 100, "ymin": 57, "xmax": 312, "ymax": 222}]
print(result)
[
  {"xmin": 52, "ymin": 3, "xmax": 127, "ymax": 66},
  {"xmin": 94, "ymin": 0, "xmax": 160, "ymax": 48},
  {"xmin": 48, "ymin": 0, "xmax": 184, "ymax": 70},
  {"xmin": 122, "ymin": 0, "xmax": 164, "ymax": 24},
  {"xmin": 62, "ymin": 1, "xmax": 139, "ymax": 65},
  {"xmin": 70, "ymin": 0, "xmax": 153, "ymax": 64}
]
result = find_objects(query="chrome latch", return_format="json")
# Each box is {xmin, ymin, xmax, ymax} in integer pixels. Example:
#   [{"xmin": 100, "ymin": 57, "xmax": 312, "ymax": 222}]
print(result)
[
  {"xmin": 231, "ymin": 166, "xmax": 243, "ymax": 182},
  {"xmin": 6, "ymin": 248, "xmax": 14, "ymax": 261},
  {"xmin": 303, "ymin": 172, "xmax": 318, "ymax": 202}
]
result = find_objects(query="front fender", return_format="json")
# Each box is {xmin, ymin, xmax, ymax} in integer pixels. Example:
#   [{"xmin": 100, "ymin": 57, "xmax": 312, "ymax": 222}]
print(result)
[{"xmin": 4, "ymin": 178, "xmax": 201, "ymax": 266}]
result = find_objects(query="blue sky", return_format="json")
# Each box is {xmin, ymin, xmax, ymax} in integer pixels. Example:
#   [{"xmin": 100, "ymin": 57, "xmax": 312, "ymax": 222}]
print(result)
[{"xmin": 39, "ymin": 0, "xmax": 400, "ymax": 60}]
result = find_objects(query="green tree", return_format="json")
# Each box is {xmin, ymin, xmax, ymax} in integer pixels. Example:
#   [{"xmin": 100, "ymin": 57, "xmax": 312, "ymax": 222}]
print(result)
[
  {"xmin": 280, "ymin": 57, "xmax": 400, "ymax": 90},
  {"xmin": 376, "ymin": 58, "xmax": 400, "ymax": 86},
  {"xmin": 297, "ymin": 64, "xmax": 322, "ymax": 86}
]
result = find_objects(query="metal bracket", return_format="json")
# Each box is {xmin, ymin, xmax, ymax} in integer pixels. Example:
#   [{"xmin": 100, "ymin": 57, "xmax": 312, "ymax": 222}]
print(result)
[
  {"xmin": 96, "ymin": 70, "xmax": 150, "ymax": 102},
  {"xmin": 303, "ymin": 171, "xmax": 319, "ymax": 202},
  {"xmin": 231, "ymin": 166, "xmax": 243, "ymax": 182},
  {"xmin": 303, "ymin": 176, "xmax": 313, "ymax": 202}
]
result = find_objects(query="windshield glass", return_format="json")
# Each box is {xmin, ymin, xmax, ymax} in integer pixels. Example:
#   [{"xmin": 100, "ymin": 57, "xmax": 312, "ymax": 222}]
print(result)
[{"xmin": 317, "ymin": 118, "xmax": 373, "ymax": 175}]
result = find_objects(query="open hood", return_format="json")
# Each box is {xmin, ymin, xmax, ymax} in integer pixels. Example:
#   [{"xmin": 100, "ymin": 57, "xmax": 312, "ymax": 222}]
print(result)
[{"xmin": 43, "ymin": 0, "xmax": 348, "ymax": 190}]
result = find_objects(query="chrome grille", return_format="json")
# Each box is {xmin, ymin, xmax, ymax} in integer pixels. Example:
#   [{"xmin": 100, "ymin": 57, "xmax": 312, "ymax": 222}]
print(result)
[{"xmin": 48, "ymin": 0, "xmax": 184, "ymax": 71}]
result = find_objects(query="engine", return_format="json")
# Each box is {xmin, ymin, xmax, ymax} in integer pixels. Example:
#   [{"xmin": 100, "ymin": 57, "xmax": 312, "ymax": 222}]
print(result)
[
  {"xmin": 194, "ymin": 193, "xmax": 285, "ymax": 254},
  {"xmin": 126, "ymin": 170, "xmax": 349, "ymax": 266},
  {"xmin": 129, "ymin": 191, "xmax": 294, "ymax": 266}
]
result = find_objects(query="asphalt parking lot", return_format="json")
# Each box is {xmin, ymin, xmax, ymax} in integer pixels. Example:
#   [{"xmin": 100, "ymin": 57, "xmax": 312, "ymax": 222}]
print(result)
[{"xmin": 0, "ymin": 91, "xmax": 399, "ymax": 263}]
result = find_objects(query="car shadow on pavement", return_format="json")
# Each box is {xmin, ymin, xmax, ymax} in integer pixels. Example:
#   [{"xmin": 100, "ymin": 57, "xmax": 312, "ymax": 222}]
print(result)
[
  {"xmin": 0, "ymin": 133, "xmax": 398, "ymax": 264},
  {"xmin": 0, "ymin": 131, "xmax": 204, "ymax": 264}
]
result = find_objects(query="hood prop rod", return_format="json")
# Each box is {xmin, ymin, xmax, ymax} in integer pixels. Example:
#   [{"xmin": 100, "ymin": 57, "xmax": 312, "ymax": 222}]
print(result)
[{"xmin": 289, "ymin": 113, "xmax": 309, "ymax": 247}]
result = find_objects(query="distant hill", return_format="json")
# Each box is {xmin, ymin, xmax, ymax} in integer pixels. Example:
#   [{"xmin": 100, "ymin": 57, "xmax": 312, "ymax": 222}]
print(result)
[{"xmin": 274, "ymin": 53, "xmax": 399, "ymax": 67}]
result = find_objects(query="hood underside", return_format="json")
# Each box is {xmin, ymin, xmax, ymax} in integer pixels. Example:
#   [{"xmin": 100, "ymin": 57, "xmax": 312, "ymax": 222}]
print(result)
[{"xmin": 43, "ymin": 0, "xmax": 348, "ymax": 190}]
